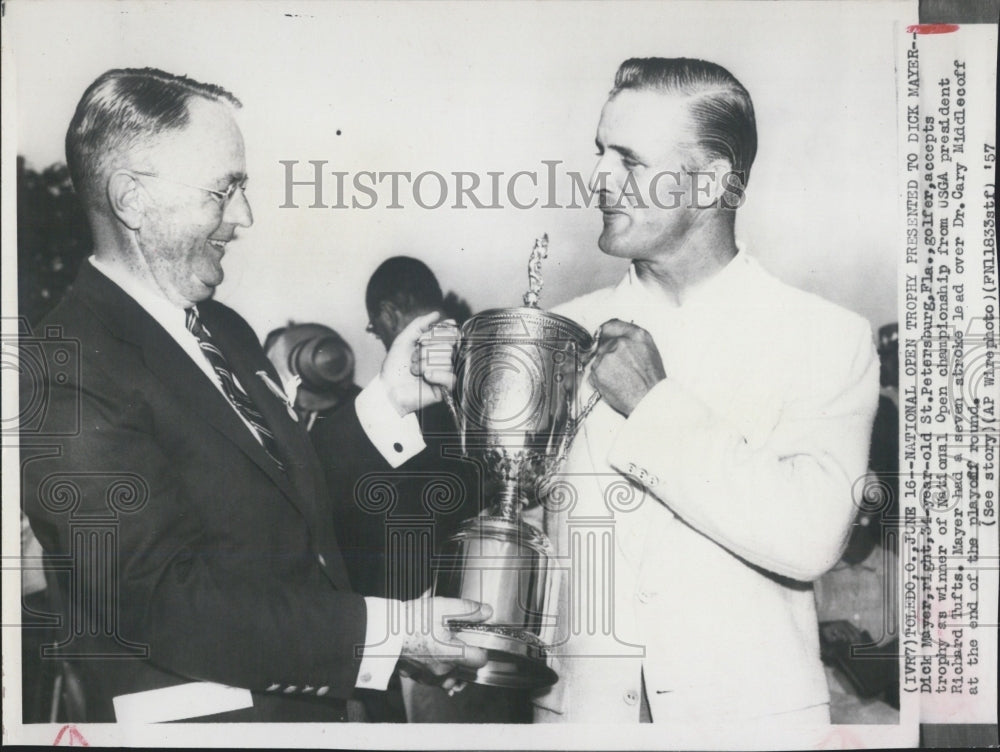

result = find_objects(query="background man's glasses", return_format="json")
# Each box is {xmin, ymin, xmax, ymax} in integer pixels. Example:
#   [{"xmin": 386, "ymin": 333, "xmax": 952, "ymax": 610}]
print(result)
[{"xmin": 131, "ymin": 170, "xmax": 249, "ymax": 207}]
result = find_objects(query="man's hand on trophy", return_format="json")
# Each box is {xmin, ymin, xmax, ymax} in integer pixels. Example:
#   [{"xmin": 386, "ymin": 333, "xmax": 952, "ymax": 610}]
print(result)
[
  {"xmin": 413, "ymin": 316, "xmax": 460, "ymax": 399},
  {"xmin": 589, "ymin": 319, "xmax": 666, "ymax": 416},
  {"xmin": 397, "ymin": 594, "xmax": 491, "ymax": 688},
  {"xmin": 380, "ymin": 312, "xmax": 458, "ymax": 415}
]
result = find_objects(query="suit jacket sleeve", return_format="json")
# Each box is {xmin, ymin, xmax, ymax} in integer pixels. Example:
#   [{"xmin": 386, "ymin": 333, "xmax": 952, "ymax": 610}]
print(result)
[
  {"xmin": 310, "ymin": 397, "xmax": 398, "ymax": 507},
  {"xmin": 22, "ymin": 355, "xmax": 369, "ymax": 699},
  {"xmin": 606, "ymin": 315, "xmax": 880, "ymax": 581}
]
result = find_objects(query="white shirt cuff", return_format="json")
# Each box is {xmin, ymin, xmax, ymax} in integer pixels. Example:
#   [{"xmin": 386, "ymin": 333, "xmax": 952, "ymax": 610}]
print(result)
[
  {"xmin": 356, "ymin": 597, "xmax": 405, "ymax": 690},
  {"xmin": 355, "ymin": 375, "xmax": 426, "ymax": 468}
]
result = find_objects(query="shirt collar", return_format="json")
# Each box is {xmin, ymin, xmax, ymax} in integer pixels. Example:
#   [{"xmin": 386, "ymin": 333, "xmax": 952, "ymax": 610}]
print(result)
[
  {"xmin": 89, "ymin": 255, "xmax": 190, "ymax": 331},
  {"xmin": 619, "ymin": 243, "xmax": 752, "ymax": 313}
]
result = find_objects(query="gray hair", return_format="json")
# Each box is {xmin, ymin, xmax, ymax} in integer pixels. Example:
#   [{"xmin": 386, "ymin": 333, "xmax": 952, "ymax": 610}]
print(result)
[{"xmin": 66, "ymin": 67, "xmax": 241, "ymax": 205}]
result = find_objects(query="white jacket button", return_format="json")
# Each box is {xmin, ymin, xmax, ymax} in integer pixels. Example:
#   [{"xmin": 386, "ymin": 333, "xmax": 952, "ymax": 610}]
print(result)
[{"xmin": 623, "ymin": 689, "xmax": 639, "ymax": 705}]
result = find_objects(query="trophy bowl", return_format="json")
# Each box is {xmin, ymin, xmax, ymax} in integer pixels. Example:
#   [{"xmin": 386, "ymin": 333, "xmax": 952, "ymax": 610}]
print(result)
[{"xmin": 433, "ymin": 307, "xmax": 593, "ymax": 689}]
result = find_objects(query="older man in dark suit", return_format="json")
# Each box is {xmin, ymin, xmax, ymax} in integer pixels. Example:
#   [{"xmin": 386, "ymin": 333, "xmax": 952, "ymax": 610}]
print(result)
[{"xmin": 19, "ymin": 68, "xmax": 487, "ymax": 724}]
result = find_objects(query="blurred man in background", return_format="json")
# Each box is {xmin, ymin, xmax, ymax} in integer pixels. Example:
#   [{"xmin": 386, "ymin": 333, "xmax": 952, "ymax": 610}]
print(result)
[{"xmin": 364, "ymin": 256, "xmax": 472, "ymax": 348}]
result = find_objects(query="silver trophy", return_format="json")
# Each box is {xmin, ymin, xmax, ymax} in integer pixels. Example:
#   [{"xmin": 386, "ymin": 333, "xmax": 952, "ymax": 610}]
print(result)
[{"xmin": 434, "ymin": 236, "xmax": 595, "ymax": 689}]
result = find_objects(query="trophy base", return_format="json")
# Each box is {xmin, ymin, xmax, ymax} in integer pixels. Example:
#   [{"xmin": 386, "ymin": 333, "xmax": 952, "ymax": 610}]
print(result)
[{"xmin": 450, "ymin": 622, "xmax": 558, "ymax": 689}]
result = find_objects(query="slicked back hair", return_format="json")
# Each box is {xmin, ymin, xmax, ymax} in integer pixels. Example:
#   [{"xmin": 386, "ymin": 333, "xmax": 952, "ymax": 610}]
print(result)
[
  {"xmin": 66, "ymin": 67, "xmax": 241, "ymax": 206},
  {"xmin": 611, "ymin": 57, "xmax": 757, "ymax": 195}
]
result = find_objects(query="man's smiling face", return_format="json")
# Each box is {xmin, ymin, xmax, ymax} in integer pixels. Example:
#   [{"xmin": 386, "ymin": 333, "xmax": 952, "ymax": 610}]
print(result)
[{"xmin": 133, "ymin": 97, "xmax": 253, "ymax": 307}]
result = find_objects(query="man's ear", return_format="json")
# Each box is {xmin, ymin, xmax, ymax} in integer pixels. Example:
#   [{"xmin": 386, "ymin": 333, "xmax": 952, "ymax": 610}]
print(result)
[
  {"xmin": 379, "ymin": 301, "xmax": 401, "ymax": 334},
  {"xmin": 692, "ymin": 158, "xmax": 734, "ymax": 209},
  {"xmin": 107, "ymin": 170, "xmax": 145, "ymax": 230}
]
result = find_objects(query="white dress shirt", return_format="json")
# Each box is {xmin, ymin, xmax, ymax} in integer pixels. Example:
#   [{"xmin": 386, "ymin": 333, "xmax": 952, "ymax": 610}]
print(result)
[
  {"xmin": 90, "ymin": 256, "xmax": 270, "ymax": 442},
  {"xmin": 89, "ymin": 256, "xmax": 426, "ymax": 692}
]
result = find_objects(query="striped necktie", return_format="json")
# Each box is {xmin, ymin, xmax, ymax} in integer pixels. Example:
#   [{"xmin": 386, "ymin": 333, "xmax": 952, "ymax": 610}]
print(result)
[{"xmin": 185, "ymin": 307, "xmax": 286, "ymax": 472}]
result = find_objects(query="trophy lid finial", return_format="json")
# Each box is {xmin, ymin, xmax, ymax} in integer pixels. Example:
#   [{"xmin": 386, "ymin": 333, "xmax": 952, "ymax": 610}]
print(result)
[{"xmin": 523, "ymin": 234, "xmax": 549, "ymax": 308}]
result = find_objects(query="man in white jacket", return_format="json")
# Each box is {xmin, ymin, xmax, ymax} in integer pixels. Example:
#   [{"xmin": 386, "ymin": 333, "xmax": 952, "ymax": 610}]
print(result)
[{"xmin": 530, "ymin": 57, "xmax": 879, "ymax": 727}]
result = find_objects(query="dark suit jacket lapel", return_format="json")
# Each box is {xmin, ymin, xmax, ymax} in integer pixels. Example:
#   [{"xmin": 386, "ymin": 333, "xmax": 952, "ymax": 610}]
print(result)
[
  {"xmin": 200, "ymin": 304, "xmax": 353, "ymax": 592},
  {"xmin": 144, "ymin": 317, "xmax": 300, "ymax": 500},
  {"xmin": 73, "ymin": 264, "xmax": 297, "ymax": 502},
  {"xmin": 72, "ymin": 264, "xmax": 352, "ymax": 590},
  {"xmin": 205, "ymin": 313, "xmax": 317, "ymax": 520}
]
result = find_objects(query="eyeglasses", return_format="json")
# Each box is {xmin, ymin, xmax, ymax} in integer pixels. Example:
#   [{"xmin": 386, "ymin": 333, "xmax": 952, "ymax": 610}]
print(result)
[{"xmin": 131, "ymin": 170, "xmax": 249, "ymax": 207}]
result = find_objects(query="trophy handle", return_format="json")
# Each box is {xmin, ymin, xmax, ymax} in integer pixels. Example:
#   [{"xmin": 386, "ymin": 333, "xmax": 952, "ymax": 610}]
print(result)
[
  {"xmin": 578, "ymin": 326, "xmax": 602, "ymax": 367},
  {"xmin": 441, "ymin": 389, "xmax": 463, "ymax": 453},
  {"xmin": 552, "ymin": 389, "xmax": 602, "ymax": 469},
  {"xmin": 422, "ymin": 322, "xmax": 465, "ymax": 456},
  {"xmin": 549, "ymin": 332, "xmax": 603, "ymax": 471}
]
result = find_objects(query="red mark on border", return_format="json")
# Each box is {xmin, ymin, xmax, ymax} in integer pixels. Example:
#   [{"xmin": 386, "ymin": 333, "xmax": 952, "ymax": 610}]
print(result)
[
  {"xmin": 815, "ymin": 727, "xmax": 865, "ymax": 748},
  {"xmin": 52, "ymin": 724, "xmax": 89, "ymax": 746},
  {"xmin": 906, "ymin": 24, "xmax": 960, "ymax": 34}
]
